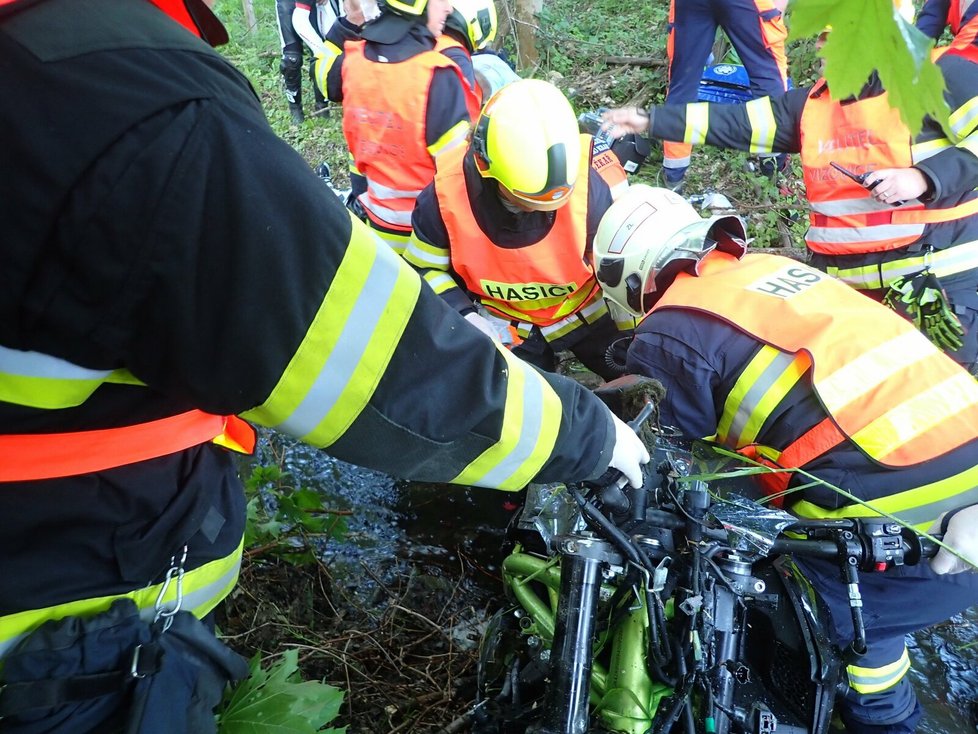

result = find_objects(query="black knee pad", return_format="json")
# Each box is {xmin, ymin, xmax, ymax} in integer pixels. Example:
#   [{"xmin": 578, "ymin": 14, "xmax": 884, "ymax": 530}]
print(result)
[{"xmin": 280, "ymin": 51, "xmax": 303, "ymax": 86}]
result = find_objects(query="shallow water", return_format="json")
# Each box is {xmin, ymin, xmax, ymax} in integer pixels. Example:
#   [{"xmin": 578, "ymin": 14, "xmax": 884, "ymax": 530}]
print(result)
[{"xmin": 263, "ymin": 432, "xmax": 978, "ymax": 732}]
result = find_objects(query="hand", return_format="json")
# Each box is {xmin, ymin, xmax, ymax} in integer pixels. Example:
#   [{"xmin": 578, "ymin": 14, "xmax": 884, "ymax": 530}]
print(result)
[
  {"xmin": 929, "ymin": 505, "xmax": 978, "ymax": 574},
  {"xmin": 600, "ymin": 106, "xmax": 651, "ymax": 140},
  {"xmin": 609, "ymin": 414, "xmax": 651, "ymax": 488},
  {"xmin": 862, "ymin": 168, "xmax": 929, "ymax": 205},
  {"xmin": 464, "ymin": 311, "xmax": 501, "ymax": 341}
]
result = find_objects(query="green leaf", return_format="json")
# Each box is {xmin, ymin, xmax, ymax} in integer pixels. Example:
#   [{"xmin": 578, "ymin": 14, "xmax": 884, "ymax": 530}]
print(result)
[
  {"xmin": 788, "ymin": 0, "xmax": 948, "ymax": 135},
  {"xmin": 217, "ymin": 650, "xmax": 346, "ymax": 734}
]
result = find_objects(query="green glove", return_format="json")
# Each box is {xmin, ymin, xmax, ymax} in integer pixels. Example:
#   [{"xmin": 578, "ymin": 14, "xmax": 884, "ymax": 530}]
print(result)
[{"xmin": 883, "ymin": 269, "xmax": 964, "ymax": 352}]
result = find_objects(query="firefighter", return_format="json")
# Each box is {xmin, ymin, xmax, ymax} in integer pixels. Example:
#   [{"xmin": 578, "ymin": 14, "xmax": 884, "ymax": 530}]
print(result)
[
  {"xmin": 660, "ymin": 0, "xmax": 790, "ymax": 192},
  {"xmin": 601, "ymin": 3, "xmax": 978, "ymax": 370},
  {"xmin": 0, "ymin": 1, "xmax": 649, "ymax": 729},
  {"xmin": 436, "ymin": 0, "xmax": 498, "ymax": 112},
  {"xmin": 917, "ymin": 0, "xmax": 978, "ymax": 47},
  {"xmin": 404, "ymin": 79, "xmax": 635, "ymax": 381},
  {"xmin": 313, "ymin": 0, "xmax": 475, "ymax": 255},
  {"xmin": 593, "ymin": 184, "xmax": 978, "ymax": 734}
]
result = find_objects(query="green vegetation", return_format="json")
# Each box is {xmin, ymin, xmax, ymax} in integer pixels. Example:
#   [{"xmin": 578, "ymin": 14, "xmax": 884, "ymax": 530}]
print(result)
[
  {"xmin": 217, "ymin": 649, "xmax": 347, "ymax": 733},
  {"xmin": 214, "ymin": 0, "xmax": 815, "ymax": 249}
]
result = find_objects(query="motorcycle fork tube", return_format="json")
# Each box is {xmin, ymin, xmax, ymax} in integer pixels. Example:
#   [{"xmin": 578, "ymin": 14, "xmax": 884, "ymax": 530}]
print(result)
[
  {"xmin": 537, "ymin": 536, "xmax": 618, "ymax": 734},
  {"xmin": 709, "ymin": 586, "xmax": 741, "ymax": 734}
]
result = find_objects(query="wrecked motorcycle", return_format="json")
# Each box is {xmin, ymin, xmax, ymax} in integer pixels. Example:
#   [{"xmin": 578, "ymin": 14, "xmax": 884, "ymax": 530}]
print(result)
[{"xmin": 473, "ymin": 397, "xmax": 938, "ymax": 734}]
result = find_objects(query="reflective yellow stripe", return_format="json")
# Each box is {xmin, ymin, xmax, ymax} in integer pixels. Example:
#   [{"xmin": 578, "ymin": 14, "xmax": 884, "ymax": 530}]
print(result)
[
  {"xmin": 791, "ymin": 461, "xmax": 978, "ymax": 528},
  {"xmin": 243, "ymin": 218, "xmax": 420, "ymax": 446},
  {"xmin": 539, "ymin": 297, "xmax": 607, "ymax": 342},
  {"xmin": 369, "ymin": 227, "xmax": 412, "ymax": 255},
  {"xmin": 0, "ymin": 540, "xmax": 242, "ymax": 660},
  {"xmin": 825, "ymin": 241, "xmax": 978, "ymax": 290},
  {"xmin": 717, "ymin": 346, "xmax": 808, "ymax": 448},
  {"xmin": 685, "ymin": 103, "xmax": 710, "ymax": 146},
  {"xmin": 816, "ymin": 331, "xmax": 929, "ymax": 416},
  {"xmin": 950, "ymin": 95, "xmax": 978, "ymax": 138},
  {"xmin": 428, "ymin": 120, "xmax": 471, "ymax": 158},
  {"xmin": 746, "ymin": 97, "xmax": 776, "ymax": 154},
  {"xmin": 403, "ymin": 232, "xmax": 451, "ymax": 268},
  {"xmin": 423, "ymin": 271, "xmax": 458, "ymax": 295},
  {"xmin": 847, "ymin": 647, "xmax": 911, "ymax": 694},
  {"xmin": 852, "ymin": 371, "xmax": 978, "ymax": 460},
  {"xmin": 911, "ymin": 136, "xmax": 952, "ymax": 163},
  {"xmin": 451, "ymin": 344, "xmax": 562, "ymax": 490},
  {"xmin": 961, "ymin": 131, "xmax": 978, "ymax": 158},
  {"xmin": 0, "ymin": 346, "xmax": 144, "ymax": 410},
  {"xmin": 312, "ymin": 40, "xmax": 343, "ymax": 96}
]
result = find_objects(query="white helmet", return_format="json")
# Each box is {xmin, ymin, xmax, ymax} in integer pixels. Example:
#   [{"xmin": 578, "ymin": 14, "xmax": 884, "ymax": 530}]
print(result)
[{"xmin": 593, "ymin": 184, "xmax": 747, "ymax": 316}]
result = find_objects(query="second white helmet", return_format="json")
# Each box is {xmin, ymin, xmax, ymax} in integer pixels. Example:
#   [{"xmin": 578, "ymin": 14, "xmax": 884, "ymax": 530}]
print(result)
[{"xmin": 593, "ymin": 184, "xmax": 746, "ymax": 316}]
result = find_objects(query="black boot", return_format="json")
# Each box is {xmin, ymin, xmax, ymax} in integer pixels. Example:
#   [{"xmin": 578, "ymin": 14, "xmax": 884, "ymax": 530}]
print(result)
[{"xmin": 288, "ymin": 102, "xmax": 305, "ymax": 125}]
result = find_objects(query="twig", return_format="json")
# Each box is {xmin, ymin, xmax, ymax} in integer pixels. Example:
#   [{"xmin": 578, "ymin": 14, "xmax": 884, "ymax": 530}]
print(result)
[{"xmin": 604, "ymin": 55, "xmax": 668, "ymax": 67}]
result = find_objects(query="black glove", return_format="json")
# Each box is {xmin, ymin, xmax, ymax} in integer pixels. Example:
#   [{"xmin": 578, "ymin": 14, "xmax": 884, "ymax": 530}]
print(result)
[{"xmin": 883, "ymin": 269, "xmax": 964, "ymax": 352}]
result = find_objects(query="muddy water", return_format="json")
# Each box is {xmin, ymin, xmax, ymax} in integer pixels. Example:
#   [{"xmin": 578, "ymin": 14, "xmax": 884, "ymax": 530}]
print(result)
[{"xmin": 263, "ymin": 432, "xmax": 978, "ymax": 733}]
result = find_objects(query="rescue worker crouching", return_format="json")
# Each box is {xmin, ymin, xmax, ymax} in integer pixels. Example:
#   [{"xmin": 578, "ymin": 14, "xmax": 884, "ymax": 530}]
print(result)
[
  {"xmin": 404, "ymin": 79, "xmax": 636, "ymax": 381},
  {"xmin": 0, "ymin": 0, "xmax": 652, "ymax": 730},
  {"xmin": 436, "ymin": 0, "xmax": 497, "ymax": 107},
  {"xmin": 601, "ymin": 0, "xmax": 978, "ymax": 370},
  {"xmin": 313, "ymin": 0, "xmax": 477, "ymax": 255},
  {"xmin": 593, "ymin": 184, "xmax": 978, "ymax": 734}
]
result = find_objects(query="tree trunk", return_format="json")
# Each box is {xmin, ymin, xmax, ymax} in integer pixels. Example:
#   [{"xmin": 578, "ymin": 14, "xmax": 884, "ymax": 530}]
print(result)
[
  {"xmin": 514, "ymin": 0, "xmax": 541, "ymax": 71},
  {"xmin": 241, "ymin": 0, "xmax": 257, "ymax": 33}
]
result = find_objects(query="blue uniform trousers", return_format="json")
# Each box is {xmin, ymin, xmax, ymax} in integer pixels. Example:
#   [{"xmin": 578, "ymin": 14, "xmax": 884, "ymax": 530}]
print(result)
[{"xmin": 797, "ymin": 557, "xmax": 978, "ymax": 732}]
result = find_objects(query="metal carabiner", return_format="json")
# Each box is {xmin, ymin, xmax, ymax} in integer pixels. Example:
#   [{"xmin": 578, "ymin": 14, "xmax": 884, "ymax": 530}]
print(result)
[{"xmin": 153, "ymin": 544, "xmax": 188, "ymax": 633}]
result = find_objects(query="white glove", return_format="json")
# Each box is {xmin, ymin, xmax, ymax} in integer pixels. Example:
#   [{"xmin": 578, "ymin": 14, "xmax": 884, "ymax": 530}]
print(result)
[
  {"xmin": 464, "ymin": 311, "xmax": 501, "ymax": 342},
  {"xmin": 609, "ymin": 414, "xmax": 651, "ymax": 489},
  {"xmin": 929, "ymin": 505, "xmax": 978, "ymax": 574}
]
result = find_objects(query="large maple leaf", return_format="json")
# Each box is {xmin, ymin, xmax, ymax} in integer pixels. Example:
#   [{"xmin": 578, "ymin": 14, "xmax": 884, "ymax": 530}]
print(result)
[{"xmin": 789, "ymin": 0, "xmax": 949, "ymax": 136}]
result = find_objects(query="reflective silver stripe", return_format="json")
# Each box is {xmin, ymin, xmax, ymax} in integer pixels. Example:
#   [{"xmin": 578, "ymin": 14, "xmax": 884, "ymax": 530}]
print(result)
[
  {"xmin": 0, "ymin": 345, "xmax": 113, "ymax": 380},
  {"xmin": 279, "ymin": 245, "xmax": 402, "ymax": 437},
  {"xmin": 806, "ymin": 223, "xmax": 925, "ymax": 244},
  {"xmin": 538, "ymin": 297, "xmax": 606, "ymax": 337},
  {"xmin": 911, "ymin": 137, "xmax": 952, "ymax": 163},
  {"xmin": 950, "ymin": 95, "xmax": 978, "ymax": 138},
  {"xmin": 745, "ymin": 97, "xmax": 776, "ymax": 154},
  {"xmin": 810, "ymin": 197, "xmax": 907, "ymax": 216},
  {"xmin": 686, "ymin": 103, "xmax": 709, "ymax": 146},
  {"xmin": 891, "ymin": 486, "xmax": 978, "ymax": 527},
  {"xmin": 726, "ymin": 350, "xmax": 797, "ymax": 447},
  {"xmin": 359, "ymin": 194, "xmax": 414, "ymax": 227},
  {"xmin": 663, "ymin": 155, "xmax": 691, "ymax": 169},
  {"xmin": 476, "ymin": 350, "xmax": 546, "ymax": 487},
  {"xmin": 0, "ymin": 553, "xmax": 240, "ymax": 659},
  {"xmin": 828, "ymin": 241, "xmax": 978, "ymax": 289},
  {"xmin": 847, "ymin": 648, "xmax": 911, "ymax": 693},
  {"xmin": 367, "ymin": 180, "xmax": 424, "ymax": 200},
  {"xmin": 424, "ymin": 272, "xmax": 457, "ymax": 293},
  {"xmin": 431, "ymin": 132, "xmax": 468, "ymax": 157}
]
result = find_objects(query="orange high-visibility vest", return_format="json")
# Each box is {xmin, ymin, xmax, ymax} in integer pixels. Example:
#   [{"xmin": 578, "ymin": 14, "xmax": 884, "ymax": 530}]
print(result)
[
  {"xmin": 433, "ymin": 35, "xmax": 482, "ymax": 120},
  {"xmin": 799, "ymin": 86, "xmax": 978, "ymax": 255},
  {"xmin": 434, "ymin": 142, "xmax": 598, "ymax": 327},
  {"xmin": 0, "ymin": 411, "xmax": 255, "ymax": 482},
  {"xmin": 651, "ymin": 251, "xmax": 978, "ymax": 478},
  {"xmin": 342, "ymin": 40, "xmax": 466, "ymax": 232}
]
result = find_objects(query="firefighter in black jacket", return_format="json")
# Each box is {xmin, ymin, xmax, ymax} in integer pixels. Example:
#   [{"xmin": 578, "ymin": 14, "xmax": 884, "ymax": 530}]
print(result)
[
  {"xmin": 0, "ymin": 0, "xmax": 648, "ymax": 729},
  {"xmin": 602, "ymin": 13, "xmax": 978, "ymax": 369}
]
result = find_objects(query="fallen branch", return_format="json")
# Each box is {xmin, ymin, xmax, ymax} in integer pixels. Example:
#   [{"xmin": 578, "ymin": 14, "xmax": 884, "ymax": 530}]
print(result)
[{"xmin": 603, "ymin": 55, "xmax": 668, "ymax": 67}]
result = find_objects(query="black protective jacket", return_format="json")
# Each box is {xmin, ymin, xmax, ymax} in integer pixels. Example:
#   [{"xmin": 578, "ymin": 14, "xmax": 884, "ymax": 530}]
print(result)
[{"xmin": 0, "ymin": 0, "xmax": 615, "ymax": 625}]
